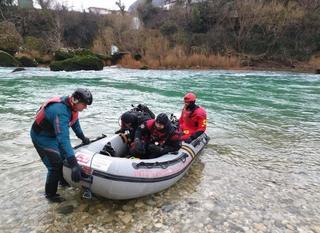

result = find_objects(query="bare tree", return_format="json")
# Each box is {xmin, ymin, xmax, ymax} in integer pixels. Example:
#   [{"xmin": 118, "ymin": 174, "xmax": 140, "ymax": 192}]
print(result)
[
  {"xmin": 116, "ymin": 0, "xmax": 126, "ymax": 16},
  {"xmin": 37, "ymin": 0, "xmax": 55, "ymax": 10},
  {"xmin": 0, "ymin": 0, "xmax": 14, "ymax": 20}
]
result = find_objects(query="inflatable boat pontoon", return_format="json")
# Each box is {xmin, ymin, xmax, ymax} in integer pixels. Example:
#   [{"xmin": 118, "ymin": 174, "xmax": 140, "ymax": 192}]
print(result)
[{"xmin": 63, "ymin": 133, "xmax": 210, "ymax": 200}]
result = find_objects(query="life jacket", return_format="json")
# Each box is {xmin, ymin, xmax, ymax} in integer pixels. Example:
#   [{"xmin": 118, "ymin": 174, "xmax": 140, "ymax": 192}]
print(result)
[
  {"xmin": 33, "ymin": 96, "xmax": 78, "ymax": 135},
  {"xmin": 145, "ymin": 119, "xmax": 175, "ymax": 146},
  {"xmin": 180, "ymin": 105, "xmax": 207, "ymax": 137}
]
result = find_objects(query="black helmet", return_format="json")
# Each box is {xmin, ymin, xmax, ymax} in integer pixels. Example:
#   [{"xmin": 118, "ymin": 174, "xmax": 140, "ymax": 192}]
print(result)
[
  {"xmin": 121, "ymin": 112, "xmax": 137, "ymax": 124},
  {"xmin": 156, "ymin": 113, "xmax": 169, "ymax": 126},
  {"xmin": 72, "ymin": 88, "xmax": 93, "ymax": 105}
]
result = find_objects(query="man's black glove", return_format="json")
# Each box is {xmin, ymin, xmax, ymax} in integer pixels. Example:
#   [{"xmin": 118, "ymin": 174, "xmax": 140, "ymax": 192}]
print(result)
[
  {"xmin": 67, "ymin": 157, "xmax": 82, "ymax": 183},
  {"xmin": 82, "ymin": 137, "xmax": 90, "ymax": 145}
]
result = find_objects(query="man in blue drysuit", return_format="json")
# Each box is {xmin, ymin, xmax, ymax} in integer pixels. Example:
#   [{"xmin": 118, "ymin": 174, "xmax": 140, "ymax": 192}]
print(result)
[{"xmin": 30, "ymin": 88, "xmax": 92, "ymax": 202}]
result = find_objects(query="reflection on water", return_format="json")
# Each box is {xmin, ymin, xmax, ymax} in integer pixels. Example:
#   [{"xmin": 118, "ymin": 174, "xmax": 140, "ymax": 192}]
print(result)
[{"xmin": 0, "ymin": 68, "xmax": 319, "ymax": 232}]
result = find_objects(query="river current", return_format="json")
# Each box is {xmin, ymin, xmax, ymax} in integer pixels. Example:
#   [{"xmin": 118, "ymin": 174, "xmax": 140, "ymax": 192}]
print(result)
[{"xmin": 0, "ymin": 67, "xmax": 319, "ymax": 233}]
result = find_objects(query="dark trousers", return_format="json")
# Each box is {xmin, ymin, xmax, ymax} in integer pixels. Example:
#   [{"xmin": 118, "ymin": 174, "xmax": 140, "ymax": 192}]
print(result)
[{"xmin": 32, "ymin": 142, "xmax": 64, "ymax": 196}]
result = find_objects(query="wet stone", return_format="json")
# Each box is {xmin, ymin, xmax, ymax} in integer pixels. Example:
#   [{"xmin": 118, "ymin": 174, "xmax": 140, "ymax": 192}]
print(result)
[
  {"xmin": 101, "ymin": 215, "xmax": 114, "ymax": 224},
  {"xmin": 57, "ymin": 205, "xmax": 74, "ymax": 215},
  {"xmin": 122, "ymin": 204, "xmax": 134, "ymax": 211},
  {"xmin": 119, "ymin": 213, "xmax": 133, "ymax": 224},
  {"xmin": 286, "ymin": 224, "xmax": 296, "ymax": 231},
  {"xmin": 161, "ymin": 203, "xmax": 175, "ymax": 212},
  {"xmin": 311, "ymin": 225, "xmax": 320, "ymax": 233},
  {"xmin": 146, "ymin": 199, "xmax": 157, "ymax": 206},
  {"xmin": 78, "ymin": 203, "xmax": 90, "ymax": 212},
  {"xmin": 204, "ymin": 202, "xmax": 215, "ymax": 211},
  {"xmin": 253, "ymin": 223, "xmax": 267, "ymax": 232},
  {"xmin": 154, "ymin": 223, "xmax": 163, "ymax": 228},
  {"xmin": 228, "ymin": 222, "xmax": 245, "ymax": 232},
  {"xmin": 134, "ymin": 201, "xmax": 145, "ymax": 208}
]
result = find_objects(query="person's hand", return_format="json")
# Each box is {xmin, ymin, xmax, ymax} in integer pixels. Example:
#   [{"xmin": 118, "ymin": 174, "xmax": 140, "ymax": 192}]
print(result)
[
  {"xmin": 82, "ymin": 137, "xmax": 90, "ymax": 145},
  {"xmin": 67, "ymin": 157, "xmax": 82, "ymax": 182},
  {"xmin": 71, "ymin": 165, "xmax": 82, "ymax": 182}
]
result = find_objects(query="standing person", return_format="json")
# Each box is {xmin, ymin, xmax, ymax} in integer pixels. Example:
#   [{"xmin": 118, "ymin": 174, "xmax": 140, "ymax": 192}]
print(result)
[
  {"xmin": 131, "ymin": 113, "xmax": 181, "ymax": 159},
  {"xmin": 179, "ymin": 92, "xmax": 207, "ymax": 143},
  {"xmin": 30, "ymin": 88, "xmax": 92, "ymax": 203}
]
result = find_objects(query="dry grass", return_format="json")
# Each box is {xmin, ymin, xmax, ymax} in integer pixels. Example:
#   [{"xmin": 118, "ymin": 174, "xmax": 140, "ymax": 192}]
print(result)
[
  {"xmin": 118, "ymin": 54, "xmax": 142, "ymax": 69},
  {"xmin": 308, "ymin": 55, "xmax": 320, "ymax": 69},
  {"xmin": 140, "ymin": 47, "xmax": 240, "ymax": 69},
  {"xmin": 92, "ymin": 27, "xmax": 115, "ymax": 55}
]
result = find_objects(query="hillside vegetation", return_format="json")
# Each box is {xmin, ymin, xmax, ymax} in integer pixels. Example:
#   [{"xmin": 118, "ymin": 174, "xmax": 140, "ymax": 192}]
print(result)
[{"xmin": 0, "ymin": 0, "xmax": 319, "ymax": 71}]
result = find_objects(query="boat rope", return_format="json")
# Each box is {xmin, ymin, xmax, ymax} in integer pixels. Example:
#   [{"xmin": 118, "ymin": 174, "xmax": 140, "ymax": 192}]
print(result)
[{"xmin": 133, "ymin": 153, "xmax": 188, "ymax": 169}]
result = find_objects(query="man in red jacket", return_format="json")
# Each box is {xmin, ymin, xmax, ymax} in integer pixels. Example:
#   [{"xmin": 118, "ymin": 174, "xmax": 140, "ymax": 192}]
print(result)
[
  {"xmin": 130, "ymin": 113, "xmax": 181, "ymax": 159},
  {"xmin": 179, "ymin": 92, "xmax": 207, "ymax": 143}
]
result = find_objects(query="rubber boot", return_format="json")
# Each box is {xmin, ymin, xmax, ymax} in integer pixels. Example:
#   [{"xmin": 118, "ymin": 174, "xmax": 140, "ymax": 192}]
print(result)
[{"xmin": 59, "ymin": 177, "xmax": 70, "ymax": 187}]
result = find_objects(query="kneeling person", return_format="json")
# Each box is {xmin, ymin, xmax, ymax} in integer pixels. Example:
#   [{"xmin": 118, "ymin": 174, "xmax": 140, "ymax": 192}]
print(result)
[
  {"xmin": 131, "ymin": 113, "xmax": 181, "ymax": 159},
  {"xmin": 115, "ymin": 104, "xmax": 155, "ymax": 144}
]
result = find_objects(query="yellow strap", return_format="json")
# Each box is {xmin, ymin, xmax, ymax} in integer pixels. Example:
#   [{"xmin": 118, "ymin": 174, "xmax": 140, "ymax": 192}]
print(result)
[{"xmin": 181, "ymin": 145, "xmax": 196, "ymax": 158}]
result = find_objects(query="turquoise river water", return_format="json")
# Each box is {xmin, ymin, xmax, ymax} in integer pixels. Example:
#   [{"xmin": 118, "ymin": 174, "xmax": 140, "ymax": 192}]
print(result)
[{"xmin": 0, "ymin": 67, "xmax": 319, "ymax": 233}]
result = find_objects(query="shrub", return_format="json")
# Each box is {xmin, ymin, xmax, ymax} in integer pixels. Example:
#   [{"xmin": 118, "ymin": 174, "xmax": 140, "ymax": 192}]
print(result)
[
  {"xmin": 50, "ymin": 55, "xmax": 104, "ymax": 71},
  {"xmin": 0, "ymin": 21, "xmax": 23, "ymax": 54},
  {"xmin": 118, "ymin": 54, "xmax": 142, "ymax": 69},
  {"xmin": 24, "ymin": 36, "xmax": 47, "ymax": 54}
]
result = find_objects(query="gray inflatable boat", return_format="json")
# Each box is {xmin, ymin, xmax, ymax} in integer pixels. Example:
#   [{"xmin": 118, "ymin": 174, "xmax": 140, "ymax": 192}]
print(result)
[{"xmin": 63, "ymin": 133, "xmax": 210, "ymax": 200}]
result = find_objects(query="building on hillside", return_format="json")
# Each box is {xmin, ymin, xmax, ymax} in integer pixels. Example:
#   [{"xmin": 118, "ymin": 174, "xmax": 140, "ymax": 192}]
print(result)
[
  {"xmin": 163, "ymin": 0, "xmax": 207, "ymax": 9},
  {"xmin": 163, "ymin": 0, "xmax": 176, "ymax": 9},
  {"xmin": 88, "ymin": 7, "xmax": 123, "ymax": 15},
  {"xmin": 132, "ymin": 17, "xmax": 141, "ymax": 30},
  {"xmin": 18, "ymin": 0, "xmax": 33, "ymax": 8}
]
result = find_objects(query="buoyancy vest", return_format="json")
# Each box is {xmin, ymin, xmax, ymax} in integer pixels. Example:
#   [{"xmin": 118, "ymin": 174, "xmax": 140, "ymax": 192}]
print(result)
[
  {"xmin": 121, "ymin": 110, "xmax": 152, "ymax": 129},
  {"xmin": 33, "ymin": 97, "xmax": 78, "ymax": 135},
  {"xmin": 180, "ymin": 105, "xmax": 207, "ymax": 136}
]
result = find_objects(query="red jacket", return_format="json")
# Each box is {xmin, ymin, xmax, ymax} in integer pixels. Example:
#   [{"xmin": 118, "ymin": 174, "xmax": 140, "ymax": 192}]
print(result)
[
  {"xmin": 145, "ymin": 119, "xmax": 179, "ymax": 145},
  {"xmin": 179, "ymin": 105, "xmax": 207, "ymax": 140}
]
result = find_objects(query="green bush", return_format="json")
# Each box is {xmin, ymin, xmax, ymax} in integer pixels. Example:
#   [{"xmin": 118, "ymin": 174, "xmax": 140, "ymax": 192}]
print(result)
[
  {"xmin": 50, "ymin": 55, "xmax": 104, "ymax": 71},
  {"xmin": 24, "ymin": 36, "xmax": 47, "ymax": 54},
  {"xmin": 54, "ymin": 49, "xmax": 74, "ymax": 61},
  {"xmin": 54, "ymin": 48, "xmax": 97, "ymax": 61},
  {"xmin": 160, "ymin": 21, "xmax": 178, "ymax": 36}
]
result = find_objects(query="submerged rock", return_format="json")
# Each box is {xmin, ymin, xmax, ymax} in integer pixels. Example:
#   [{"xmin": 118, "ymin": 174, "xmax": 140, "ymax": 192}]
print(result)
[{"xmin": 12, "ymin": 67, "xmax": 26, "ymax": 72}]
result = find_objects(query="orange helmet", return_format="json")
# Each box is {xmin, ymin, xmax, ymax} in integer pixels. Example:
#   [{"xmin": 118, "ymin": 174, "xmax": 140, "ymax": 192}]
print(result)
[{"xmin": 184, "ymin": 92, "xmax": 196, "ymax": 102}]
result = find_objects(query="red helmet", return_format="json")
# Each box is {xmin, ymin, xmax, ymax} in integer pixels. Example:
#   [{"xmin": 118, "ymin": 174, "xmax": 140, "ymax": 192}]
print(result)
[{"xmin": 184, "ymin": 92, "xmax": 196, "ymax": 103}]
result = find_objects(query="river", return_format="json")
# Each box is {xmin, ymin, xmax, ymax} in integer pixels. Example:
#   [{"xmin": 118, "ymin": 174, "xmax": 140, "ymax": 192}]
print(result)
[{"xmin": 0, "ymin": 67, "xmax": 319, "ymax": 233}]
